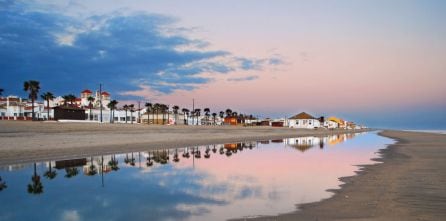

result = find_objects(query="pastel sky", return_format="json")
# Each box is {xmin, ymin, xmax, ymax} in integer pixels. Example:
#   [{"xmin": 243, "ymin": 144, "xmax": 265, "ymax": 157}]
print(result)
[{"xmin": 1, "ymin": 0, "xmax": 445, "ymax": 129}]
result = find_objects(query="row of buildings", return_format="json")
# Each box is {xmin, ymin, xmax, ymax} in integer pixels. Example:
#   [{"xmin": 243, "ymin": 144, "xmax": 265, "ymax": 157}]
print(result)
[{"xmin": 0, "ymin": 89, "xmax": 365, "ymax": 129}]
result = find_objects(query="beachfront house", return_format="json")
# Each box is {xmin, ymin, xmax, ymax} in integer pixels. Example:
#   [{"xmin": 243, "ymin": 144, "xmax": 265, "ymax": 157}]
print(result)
[{"xmin": 287, "ymin": 112, "xmax": 321, "ymax": 129}]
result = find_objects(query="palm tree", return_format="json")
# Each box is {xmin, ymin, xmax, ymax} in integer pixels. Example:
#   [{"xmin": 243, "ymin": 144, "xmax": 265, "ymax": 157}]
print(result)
[
  {"xmin": 219, "ymin": 111, "xmax": 225, "ymax": 119},
  {"xmin": 107, "ymin": 100, "xmax": 118, "ymax": 123},
  {"xmin": 123, "ymin": 104, "xmax": 129, "ymax": 123},
  {"xmin": 212, "ymin": 113, "xmax": 217, "ymax": 125},
  {"xmin": 145, "ymin": 102, "xmax": 152, "ymax": 125},
  {"xmin": 172, "ymin": 105, "xmax": 179, "ymax": 125},
  {"xmin": 225, "ymin": 109, "xmax": 232, "ymax": 117},
  {"xmin": 43, "ymin": 162, "xmax": 57, "ymax": 179},
  {"xmin": 41, "ymin": 92, "xmax": 55, "ymax": 121},
  {"xmin": 182, "ymin": 108, "xmax": 189, "ymax": 125},
  {"xmin": 87, "ymin": 96, "xmax": 95, "ymax": 120},
  {"xmin": 27, "ymin": 163, "xmax": 43, "ymax": 194},
  {"xmin": 0, "ymin": 88, "xmax": 3, "ymax": 96},
  {"xmin": 194, "ymin": 108, "xmax": 201, "ymax": 125},
  {"xmin": 153, "ymin": 103, "xmax": 161, "ymax": 124},
  {"xmin": 129, "ymin": 104, "xmax": 135, "ymax": 124},
  {"xmin": 62, "ymin": 94, "xmax": 77, "ymax": 106},
  {"xmin": 23, "ymin": 80, "xmax": 40, "ymax": 120},
  {"xmin": 204, "ymin": 108, "xmax": 210, "ymax": 125}
]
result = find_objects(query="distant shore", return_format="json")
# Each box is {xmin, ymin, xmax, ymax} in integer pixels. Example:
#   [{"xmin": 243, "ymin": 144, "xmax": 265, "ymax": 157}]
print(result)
[
  {"xmin": 0, "ymin": 121, "xmax": 369, "ymax": 166},
  {"xmin": 245, "ymin": 130, "xmax": 446, "ymax": 221}
]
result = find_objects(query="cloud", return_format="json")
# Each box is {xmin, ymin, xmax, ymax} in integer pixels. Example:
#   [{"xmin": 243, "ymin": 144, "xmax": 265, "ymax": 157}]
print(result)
[
  {"xmin": 0, "ymin": 1, "xmax": 282, "ymax": 99},
  {"xmin": 227, "ymin": 75, "xmax": 259, "ymax": 82}
]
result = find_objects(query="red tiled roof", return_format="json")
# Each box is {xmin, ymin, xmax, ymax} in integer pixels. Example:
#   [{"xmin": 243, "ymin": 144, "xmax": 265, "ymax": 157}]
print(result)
[
  {"xmin": 75, "ymin": 98, "xmax": 82, "ymax": 101},
  {"xmin": 101, "ymin": 91, "xmax": 110, "ymax": 96},
  {"xmin": 81, "ymin": 89, "xmax": 92, "ymax": 94}
]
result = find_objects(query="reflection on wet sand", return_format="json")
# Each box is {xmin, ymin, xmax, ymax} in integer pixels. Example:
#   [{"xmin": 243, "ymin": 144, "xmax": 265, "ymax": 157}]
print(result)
[{"xmin": 0, "ymin": 132, "xmax": 385, "ymax": 221}]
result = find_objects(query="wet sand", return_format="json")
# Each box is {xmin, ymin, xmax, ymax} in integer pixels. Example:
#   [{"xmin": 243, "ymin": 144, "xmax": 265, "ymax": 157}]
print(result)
[
  {"xmin": 245, "ymin": 130, "xmax": 446, "ymax": 221},
  {"xmin": 0, "ymin": 121, "xmax": 368, "ymax": 166}
]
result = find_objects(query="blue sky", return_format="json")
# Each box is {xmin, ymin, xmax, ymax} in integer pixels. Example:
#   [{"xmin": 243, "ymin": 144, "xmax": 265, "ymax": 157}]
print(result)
[{"xmin": 1, "ymin": 0, "xmax": 445, "ymax": 129}]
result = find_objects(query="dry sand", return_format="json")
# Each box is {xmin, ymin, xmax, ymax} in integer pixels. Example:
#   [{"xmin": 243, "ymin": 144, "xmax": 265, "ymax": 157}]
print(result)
[
  {"xmin": 0, "ymin": 121, "xmax": 368, "ymax": 166},
  {"xmin": 242, "ymin": 130, "xmax": 446, "ymax": 221}
]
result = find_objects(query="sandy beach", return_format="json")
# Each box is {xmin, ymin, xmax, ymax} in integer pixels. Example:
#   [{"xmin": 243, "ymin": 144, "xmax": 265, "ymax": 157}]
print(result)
[
  {"xmin": 244, "ymin": 130, "xmax": 446, "ymax": 221},
  {"xmin": 0, "ymin": 121, "xmax": 368, "ymax": 166}
]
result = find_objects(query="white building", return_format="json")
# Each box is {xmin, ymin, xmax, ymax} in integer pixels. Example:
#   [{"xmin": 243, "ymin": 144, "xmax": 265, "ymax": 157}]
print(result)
[{"xmin": 287, "ymin": 112, "xmax": 321, "ymax": 129}]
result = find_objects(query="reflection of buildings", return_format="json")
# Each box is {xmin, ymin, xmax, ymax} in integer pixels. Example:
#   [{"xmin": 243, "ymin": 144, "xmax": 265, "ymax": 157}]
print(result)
[
  {"xmin": 0, "ymin": 163, "xmax": 31, "ymax": 172},
  {"xmin": 54, "ymin": 159, "xmax": 87, "ymax": 169},
  {"xmin": 285, "ymin": 133, "xmax": 358, "ymax": 152},
  {"xmin": 83, "ymin": 156, "xmax": 113, "ymax": 175},
  {"xmin": 285, "ymin": 136, "xmax": 322, "ymax": 152}
]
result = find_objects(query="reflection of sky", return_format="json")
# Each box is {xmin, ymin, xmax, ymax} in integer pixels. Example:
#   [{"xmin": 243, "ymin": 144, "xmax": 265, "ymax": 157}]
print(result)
[{"xmin": 0, "ymin": 132, "xmax": 393, "ymax": 221}]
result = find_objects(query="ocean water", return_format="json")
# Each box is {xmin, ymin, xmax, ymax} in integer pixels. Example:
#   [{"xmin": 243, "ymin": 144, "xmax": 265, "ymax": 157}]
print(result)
[
  {"xmin": 404, "ymin": 130, "xmax": 446, "ymax": 134},
  {"xmin": 0, "ymin": 132, "xmax": 393, "ymax": 221}
]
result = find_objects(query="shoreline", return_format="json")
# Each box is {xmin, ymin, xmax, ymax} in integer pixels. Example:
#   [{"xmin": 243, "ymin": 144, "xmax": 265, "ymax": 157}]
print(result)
[
  {"xmin": 244, "ymin": 130, "xmax": 446, "ymax": 221},
  {"xmin": 0, "ymin": 121, "xmax": 370, "ymax": 166}
]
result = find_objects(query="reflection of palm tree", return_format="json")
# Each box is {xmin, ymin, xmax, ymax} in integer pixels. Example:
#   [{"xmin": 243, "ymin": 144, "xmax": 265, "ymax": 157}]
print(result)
[
  {"xmin": 194, "ymin": 147, "xmax": 201, "ymax": 158},
  {"xmin": 87, "ymin": 157, "xmax": 97, "ymax": 176},
  {"xmin": 130, "ymin": 153, "xmax": 136, "ymax": 166},
  {"xmin": 204, "ymin": 146, "xmax": 211, "ymax": 158},
  {"xmin": 146, "ymin": 152, "xmax": 153, "ymax": 166},
  {"xmin": 219, "ymin": 147, "xmax": 225, "ymax": 155},
  {"xmin": 182, "ymin": 147, "xmax": 190, "ymax": 158},
  {"xmin": 212, "ymin": 145, "xmax": 217, "ymax": 153},
  {"xmin": 43, "ymin": 161, "xmax": 57, "ymax": 179},
  {"xmin": 27, "ymin": 163, "xmax": 43, "ymax": 194},
  {"xmin": 65, "ymin": 167, "xmax": 79, "ymax": 178},
  {"xmin": 0, "ymin": 176, "xmax": 7, "ymax": 191},
  {"xmin": 173, "ymin": 149, "xmax": 180, "ymax": 162},
  {"xmin": 108, "ymin": 155, "xmax": 119, "ymax": 171}
]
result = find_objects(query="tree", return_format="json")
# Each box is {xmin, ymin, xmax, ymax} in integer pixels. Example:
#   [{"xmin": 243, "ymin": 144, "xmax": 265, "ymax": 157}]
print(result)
[
  {"xmin": 145, "ymin": 102, "xmax": 152, "ymax": 125},
  {"xmin": 219, "ymin": 111, "xmax": 225, "ymax": 119},
  {"xmin": 87, "ymin": 96, "xmax": 95, "ymax": 120},
  {"xmin": 129, "ymin": 104, "xmax": 135, "ymax": 124},
  {"xmin": 153, "ymin": 103, "xmax": 161, "ymax": 124},
  {"xmin": 225, "ymin": 109, "xmax": 232, "ymax": 117},
  {"xmin": 107, "ymin": 100, "xmax": 118, "ymax": 123},
  {"xmin": 182, "ymin": 108, "xmax": 189, "ymax": 125},
  {"xmin": 194, "ymin": 108, "xmax": 201, "ymax": 125},
  {"xmin": 123, "ymin": 105, "xmax": 129, "ymax": 123},
  {"xmin": 204, "ymin": 108, "xmax": 210, "ymax": 125},
  {"xmin": 172, "ymin": 105, "xmax": 179, "ymax": 125},
  {"xmin": 0, "ymin": 88, "xmax": 3, "ymax": 96},
  {"xmin": 62, "ymin": 94, "xmax": 77, "ymax": 106},
  {"xmin": 43, "ymin": 161, "xmax": 57, "ymax": 179},
  {"xmin": 212, "ymin": 113, "xmax": 217, "ymax": 125},
  {"xmin": 27, "ymin": 163, "xmax": 43, "ymax": 194},
  {"xmin": 41, "ymin": 92, "xmax": 55, "ymax": 121},
  {"xmin": 23, "ymin": 80, "xmax": 40, "ymax": 120}
]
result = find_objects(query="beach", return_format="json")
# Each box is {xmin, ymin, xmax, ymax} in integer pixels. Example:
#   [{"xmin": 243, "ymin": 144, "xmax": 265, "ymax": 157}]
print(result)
[
  {"xmin": 0, "ymin": 121, "xmax": 368, "ymax": 166},
  {"xmin": 246, "ymin": 130, "xmax": 446, "ymax": 221}
]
